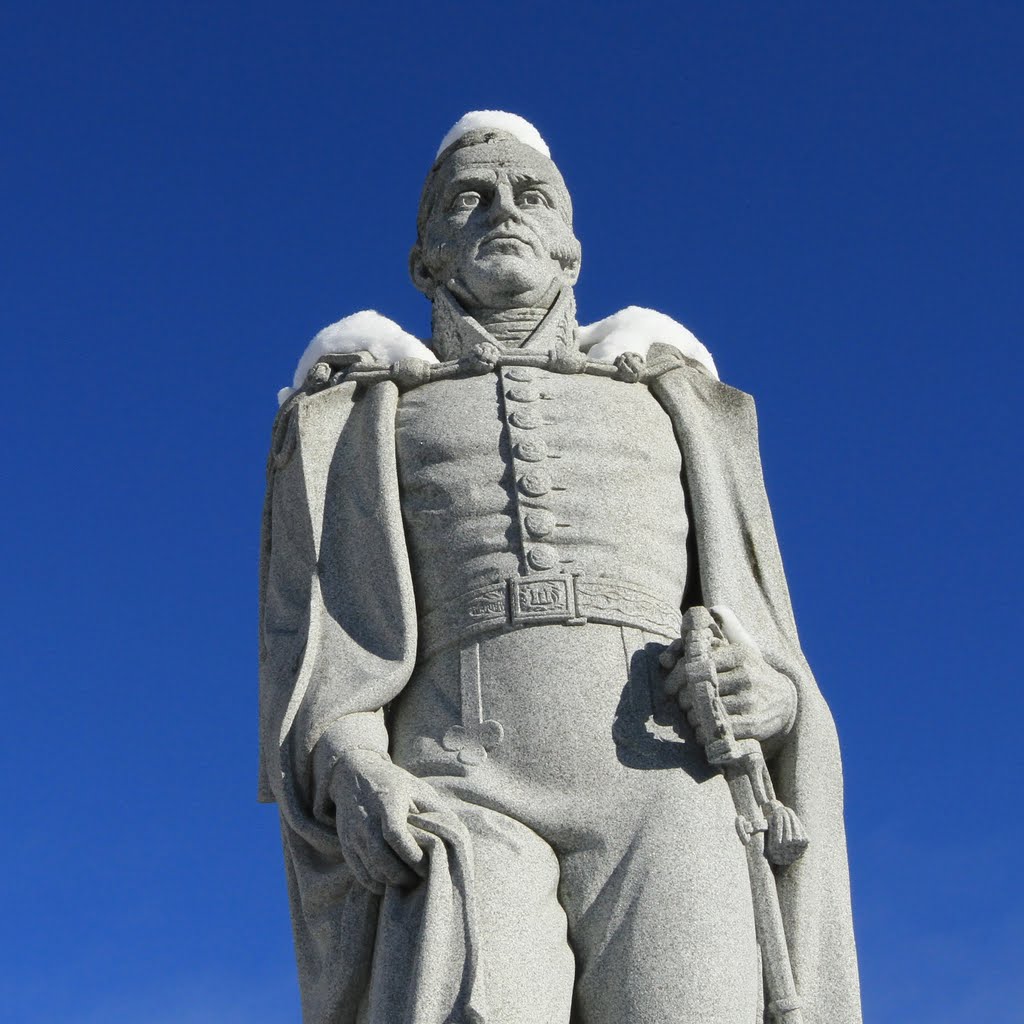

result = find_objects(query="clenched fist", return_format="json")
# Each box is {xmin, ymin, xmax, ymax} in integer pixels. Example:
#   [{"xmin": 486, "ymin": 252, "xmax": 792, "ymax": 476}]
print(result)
[{"xmin": 661, "ymin": 605, "xmax": 797, "ymax": 747}]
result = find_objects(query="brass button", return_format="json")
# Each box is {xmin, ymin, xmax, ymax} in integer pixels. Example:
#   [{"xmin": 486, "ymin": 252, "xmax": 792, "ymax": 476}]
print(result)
[
  {"xmin": 514, "ymin": 440, "xmax": 548, "ymax": 462},
  {"xmin": 519, "ymin": 472, "xmax": 551, "ymax": 497},
  {"xmin": 526, "ymin": 545, "xmax": 558, "ymax": 571},
  {"xmin": 506, "ymin": 386, "xmax": 539, "ymax": 403},
  {"xmin": 509, "ymin": 409, "xmax": 543, "ymax": 430},
  {"xmin": 505, "ymin": 367, "xmax": 533, "ymax": 382},
  {"xmin": 524, "ymin": 510, "xmax": 556, "ymax": 537}
]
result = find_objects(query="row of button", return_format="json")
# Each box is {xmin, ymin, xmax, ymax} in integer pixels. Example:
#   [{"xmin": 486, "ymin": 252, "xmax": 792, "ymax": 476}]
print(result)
[{"xmin": 503, "ymin": 366, "xmax": 560, "ymax": 572}]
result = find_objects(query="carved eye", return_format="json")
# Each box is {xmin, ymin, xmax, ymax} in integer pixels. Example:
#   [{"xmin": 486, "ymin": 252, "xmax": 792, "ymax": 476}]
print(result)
[
  {"xmin": 453, "ymin": 192, "xmax": 482, "ymax": 210},
  {"xmin": 517, "ymin": 190, "xmax": 548, "ymax": 208}
]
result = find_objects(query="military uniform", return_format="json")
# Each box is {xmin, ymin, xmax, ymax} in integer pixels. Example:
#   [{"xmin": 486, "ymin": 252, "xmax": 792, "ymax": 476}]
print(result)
[
  {"xmin": 258, "ymin": 291, "xmax": 861, "ymax": 1024},
  {"xmin": 389, "ymin": 292, "xmax": 757, "ymax": 1021}
]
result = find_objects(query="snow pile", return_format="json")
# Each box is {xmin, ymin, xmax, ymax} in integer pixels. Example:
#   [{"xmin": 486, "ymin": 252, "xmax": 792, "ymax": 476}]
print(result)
[
  {"xmin": 278, "ymin": 311, "xmax": 435, "ymax": 405},
  {"xmin": 578, "ymin": 307, "xmax": 718, "ymax": 380},
  {"xmin": 436, "ymin": 111, "xmax": 551, "ymax": 159}
]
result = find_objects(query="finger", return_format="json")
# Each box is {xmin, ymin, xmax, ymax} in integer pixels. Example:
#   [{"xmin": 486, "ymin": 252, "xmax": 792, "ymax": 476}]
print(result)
[
  {"xmin": 381, "ymin": 802, "xmax": 427, "ymax": 874},
  {"xmin": 715, "ymin": 667, "xmax": 752, "ymax": 695},
  {"xmin": 709, "ymin": 645, "xmax": 746, "ymax": 673},
  {"xmin": 383, "ymin": 823, "xmax": 426, "ymax": 876},
  {"xmin": 408, "ymin": 782, "xmax": 451, "ymax": 816},
  {"xmin": 348, "ymin": 818, "xmax": 417, "ymax": 889},
  {"xmin": 720, "ymin": 693, "xmax": 752, "ymax": 716},
  {"xmin": 709, "ymin": 605, "xmax": 757, "ymax": 650},
  {"xmin": 663, "ymin": 665, "xmax": 687, "ymax": 697},
  {"xmin": 362, "ymin": 832, "xmax": 420, "ymax": 888},
  {"xmin": 729, "ymin": 714, "xmax": 762, "ymax": 742},
  {"xmin": 676, "ymin": 687, "xmax": 693, "ymax": 712},
  {"xmin": 659, "ymin": 639, "xmax": 683, "ymax": 669},
  {"xmin": 341, "ymin": 839, "xmax": 385, "ymax": 895}
]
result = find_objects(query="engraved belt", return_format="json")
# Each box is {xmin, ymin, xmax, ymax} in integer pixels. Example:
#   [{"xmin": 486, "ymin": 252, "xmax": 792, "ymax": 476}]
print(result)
[{"xmin": 419, "ymin": 573, "xmax": 683, "ymax": 660}]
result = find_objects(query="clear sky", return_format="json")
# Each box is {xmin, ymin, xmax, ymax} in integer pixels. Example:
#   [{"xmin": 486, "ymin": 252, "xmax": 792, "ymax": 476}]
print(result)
[{"xmin": 3, "ymin": 2, "xmax": 1021, "ymax": 1021}]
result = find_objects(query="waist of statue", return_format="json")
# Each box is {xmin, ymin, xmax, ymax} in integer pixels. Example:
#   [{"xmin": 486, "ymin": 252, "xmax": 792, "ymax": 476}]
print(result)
[{"xmin": 417, "ymin": 572, "xmax": 683, "ymax": 661}]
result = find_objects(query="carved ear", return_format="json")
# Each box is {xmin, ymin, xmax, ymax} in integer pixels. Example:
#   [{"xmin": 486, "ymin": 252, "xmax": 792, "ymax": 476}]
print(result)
[
  {"xmin": 565, "ymin": 252, "xmax": 582, "ymax": 287},
  {"xmin": 409, "ymin": 243, "xmax": 436, "ymax": 299},
  {"xmin": 558, "ymin": 240, "xmax": 582, "ymax": 287}
]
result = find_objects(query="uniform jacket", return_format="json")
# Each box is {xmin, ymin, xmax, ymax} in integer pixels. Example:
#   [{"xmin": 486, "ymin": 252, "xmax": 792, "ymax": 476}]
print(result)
[{"xmin": 258, "ymin": 319, "xmax": 862, "ymax": 1023}]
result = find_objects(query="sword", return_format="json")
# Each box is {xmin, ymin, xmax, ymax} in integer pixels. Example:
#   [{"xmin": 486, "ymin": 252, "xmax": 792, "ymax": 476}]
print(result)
[{"xmin": 678, "ymin": 606, "xmax": 808, "ymax": 1024}]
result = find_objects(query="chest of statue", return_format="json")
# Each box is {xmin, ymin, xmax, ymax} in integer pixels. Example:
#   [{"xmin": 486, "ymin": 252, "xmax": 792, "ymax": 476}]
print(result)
[{"xmin": 394, "ymin": 367, "xmax": 690, "ymax": 638}]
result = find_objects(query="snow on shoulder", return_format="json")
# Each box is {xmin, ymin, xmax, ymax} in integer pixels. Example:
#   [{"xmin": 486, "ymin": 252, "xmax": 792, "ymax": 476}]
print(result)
[
  {"xmin": 277, "ymin": 306, "xmax": 719, "ymax": 405},
  {"xmin": 277, "ymin": 311, "xmax": 435, "ymax": 406},
  {"xmin": 436, "ymin": 111, "xmax": 551, "ymax": 159},
  {"xmin": 578, "ymin": 307, "xmax": 718, "ymax": 380}
]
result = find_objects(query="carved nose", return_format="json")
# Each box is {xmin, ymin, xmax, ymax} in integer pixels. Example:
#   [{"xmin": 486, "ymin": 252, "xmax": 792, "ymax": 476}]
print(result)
[{"xmin": 488, "ymin": 182, "xmax": 520, "ymax": 225}]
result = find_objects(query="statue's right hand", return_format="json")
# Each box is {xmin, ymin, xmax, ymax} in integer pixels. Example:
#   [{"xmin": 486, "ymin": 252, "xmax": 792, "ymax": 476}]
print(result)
[{"xmin": 327, "ymin": 749, "xmax": 446, "ymax": 894}]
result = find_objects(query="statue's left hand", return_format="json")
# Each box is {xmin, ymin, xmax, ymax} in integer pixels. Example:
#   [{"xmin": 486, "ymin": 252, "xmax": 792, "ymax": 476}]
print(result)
[{"xmin": 662, "ymin": 606, "xmax": 797, "ymax": 745}]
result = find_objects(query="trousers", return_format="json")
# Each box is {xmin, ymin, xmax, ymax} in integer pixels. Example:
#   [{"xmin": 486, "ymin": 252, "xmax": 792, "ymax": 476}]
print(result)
[{"xmin": 389, "ymin": 623, "xmax": 760, "ymax": 1024}]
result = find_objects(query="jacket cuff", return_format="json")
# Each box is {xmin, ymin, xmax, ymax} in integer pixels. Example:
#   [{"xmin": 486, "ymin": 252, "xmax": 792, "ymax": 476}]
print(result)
[{"xmin": 313, "ymin": 710, "xmax": 390, "ymax": 772}]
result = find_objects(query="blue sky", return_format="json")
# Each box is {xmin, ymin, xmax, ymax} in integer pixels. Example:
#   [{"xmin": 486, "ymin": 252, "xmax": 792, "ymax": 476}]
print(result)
[{"xmin": 3, "ymin": 2, "xmax": 1021, "ymax": 1021}]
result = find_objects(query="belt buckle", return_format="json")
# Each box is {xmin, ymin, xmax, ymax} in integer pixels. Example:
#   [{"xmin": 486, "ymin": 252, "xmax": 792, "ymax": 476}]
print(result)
[{"xmin": 508, "ymin": 574, "xmax": 587, "ymax": 626}]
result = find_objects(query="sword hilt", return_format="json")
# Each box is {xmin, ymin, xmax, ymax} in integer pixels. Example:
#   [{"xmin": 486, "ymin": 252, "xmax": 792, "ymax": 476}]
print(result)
[{"xmin": 679, "ymin": 606, "xmax": 808, "ymax": 867}]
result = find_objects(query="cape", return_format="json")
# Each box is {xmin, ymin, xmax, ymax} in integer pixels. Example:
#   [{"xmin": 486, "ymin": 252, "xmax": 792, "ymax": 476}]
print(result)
[{"xmin": 258, "ymin": 347, "xmax": 862, "ymax": 1024}]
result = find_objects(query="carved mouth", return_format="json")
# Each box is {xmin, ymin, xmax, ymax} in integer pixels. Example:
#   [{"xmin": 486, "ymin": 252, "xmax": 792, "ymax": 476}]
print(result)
[{"xmin": 479, "ymin": 232, "xmax": 535, "ymax": 253}]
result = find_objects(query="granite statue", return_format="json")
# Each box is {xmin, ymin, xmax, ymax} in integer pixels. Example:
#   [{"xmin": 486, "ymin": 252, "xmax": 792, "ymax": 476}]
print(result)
[{"xmin": 258, "ymin": 111, "xmax": 862, "ymax": 1023}]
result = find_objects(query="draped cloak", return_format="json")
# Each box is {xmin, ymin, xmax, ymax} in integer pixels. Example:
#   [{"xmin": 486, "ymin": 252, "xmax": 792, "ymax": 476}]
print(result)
[{"xmin": 258, "ymin": 347, "xmax": 862, "ymax": 1024}]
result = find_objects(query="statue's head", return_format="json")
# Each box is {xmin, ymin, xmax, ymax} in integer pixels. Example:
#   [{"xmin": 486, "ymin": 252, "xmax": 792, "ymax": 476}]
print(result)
[{"xmin": 410, "ymin": 112, "xmax": 582, "ymax": 313}]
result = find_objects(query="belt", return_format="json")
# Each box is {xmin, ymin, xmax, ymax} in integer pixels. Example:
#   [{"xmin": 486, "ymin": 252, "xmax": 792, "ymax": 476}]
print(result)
[{"xmin": 419, "ymin": 572, "xmax": 683, "ymax": 660}]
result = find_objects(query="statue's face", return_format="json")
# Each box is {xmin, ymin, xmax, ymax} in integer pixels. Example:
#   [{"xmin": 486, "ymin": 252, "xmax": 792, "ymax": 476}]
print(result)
[{"xmin": 412, "ymin": 136, "xmax": 581, "ymax": 311}]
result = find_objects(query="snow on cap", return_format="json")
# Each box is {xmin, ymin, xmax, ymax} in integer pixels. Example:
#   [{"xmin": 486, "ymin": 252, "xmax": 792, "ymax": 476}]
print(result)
[{"xmin": 435, "ymin": 111, "xmax": 551, "ymax": 160}]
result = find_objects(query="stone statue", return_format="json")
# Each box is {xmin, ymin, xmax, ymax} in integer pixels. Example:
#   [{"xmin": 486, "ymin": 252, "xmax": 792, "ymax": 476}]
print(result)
[{"xmin": 259, "ymin": 111, "xmax": 861, "ymax": 1024}]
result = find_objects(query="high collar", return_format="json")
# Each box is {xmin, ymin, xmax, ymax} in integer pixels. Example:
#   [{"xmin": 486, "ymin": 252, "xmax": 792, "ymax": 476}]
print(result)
[{"xmin": 430, "ymin": 287, "xmax": 579, "ymax": 361}]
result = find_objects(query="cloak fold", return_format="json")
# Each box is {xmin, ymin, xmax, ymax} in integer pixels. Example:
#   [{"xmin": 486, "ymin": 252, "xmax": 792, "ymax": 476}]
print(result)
[
  {"xmin": 649, "ymin": 352, "xmax": 861, "ymax": 1023},
  {"xmin": 259, "ymin": 357, "xmax": 861, "ymax": 1023}
]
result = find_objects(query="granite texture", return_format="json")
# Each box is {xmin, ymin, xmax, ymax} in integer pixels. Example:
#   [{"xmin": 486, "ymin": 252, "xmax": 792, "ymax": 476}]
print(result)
[{"xmin": 259, "ymin": 113, "xmax": 862, "ymax": 1023}]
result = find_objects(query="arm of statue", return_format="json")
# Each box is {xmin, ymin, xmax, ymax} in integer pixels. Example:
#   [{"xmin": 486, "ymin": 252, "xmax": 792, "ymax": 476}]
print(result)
[
  {"xmin": 321, "ymin": 747, "xmax": 451, "ymax": 895},
  {"xmin": 661, "ymin": 605, "xmax": 798, "ymax": 751}
]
